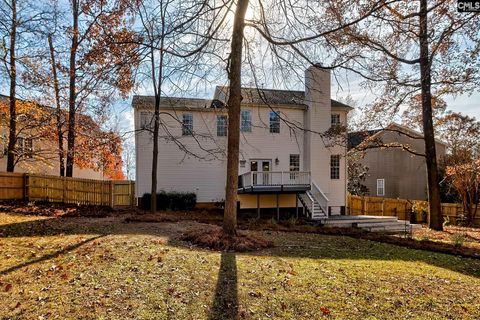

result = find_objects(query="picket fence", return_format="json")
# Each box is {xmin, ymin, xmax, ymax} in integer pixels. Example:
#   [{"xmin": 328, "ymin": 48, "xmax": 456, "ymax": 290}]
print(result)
[
  {"xmin": 347, "ymin": 194, "xmax": 480, "ymax": 226},
  {"xmin": 0, "ymin": 172, "xmax": 135, "ymax": 207}
]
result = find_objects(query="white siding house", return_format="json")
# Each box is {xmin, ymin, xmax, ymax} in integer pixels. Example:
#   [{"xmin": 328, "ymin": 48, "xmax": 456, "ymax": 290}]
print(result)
[{"xmin": 133, "ymin": 66, "xmax": 352, "ymax": 218}]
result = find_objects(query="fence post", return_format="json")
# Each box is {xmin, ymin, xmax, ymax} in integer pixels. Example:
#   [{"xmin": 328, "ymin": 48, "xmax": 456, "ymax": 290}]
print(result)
[
  {"xmin": 109, "ymin": 181, "xmax": 114, "ymax": 208},
  {"xmin": 362, "ymin": 197, "xmax": 367, "ymax": 215},
  {"xmin": 62, "ymin": 177, "xmax": 66, "ymax": 203},
  {"xmin": 130, "ymin": 181, "xmax": 135, "ymax": 207}
]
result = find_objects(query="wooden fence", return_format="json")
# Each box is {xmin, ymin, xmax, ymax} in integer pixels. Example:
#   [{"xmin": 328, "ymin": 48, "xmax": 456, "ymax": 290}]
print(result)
[
  {"xmin": 347, "ymin": 194, "xmax": 480, "ymax": 226},
  {"xmin": 0, "ymin": 172, "xmax": 135, "ymax": 208}
]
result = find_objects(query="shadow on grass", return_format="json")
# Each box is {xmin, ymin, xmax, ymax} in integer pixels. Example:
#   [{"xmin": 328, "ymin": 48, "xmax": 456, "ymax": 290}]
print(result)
[
  {"xmin": 1, "ymin": 215, "xmax": 480, "ymax": 279},
  {"xmin": 0, "ymin": 234, "xmax": 105, "ymax": 276},
  {"xmin": 209, "ymin": 252, "xmax": 238, "ymax": 320}
]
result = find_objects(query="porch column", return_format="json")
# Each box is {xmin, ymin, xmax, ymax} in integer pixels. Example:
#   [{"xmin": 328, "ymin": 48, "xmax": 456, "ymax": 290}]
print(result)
[
  {"xmin": 256, "ymin": 194, "xmax": 260, "ymax": 219},
  {"xmin": 276, "ymin": 193, "xmax": 280, "ymax": 221}
]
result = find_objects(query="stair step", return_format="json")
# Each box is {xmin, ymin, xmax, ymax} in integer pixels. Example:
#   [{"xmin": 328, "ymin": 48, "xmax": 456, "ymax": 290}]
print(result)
[
  {"xmin": 324, "ymin": 218, "xmax": 397, "ymax": 225},
  {"xmin": 356, "ymin": 221, "xmax": 410, "ymax": 228},
  {"xmin": 366, "ymin": 226, "xmax": 412, "ymax": 233}
]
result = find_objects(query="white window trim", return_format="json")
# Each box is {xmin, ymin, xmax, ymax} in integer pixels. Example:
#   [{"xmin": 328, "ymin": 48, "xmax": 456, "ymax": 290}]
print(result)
[
  {"xmin": 377, "ymin": 178, "xmax": 385, "ymax": 196},
  {"xmin": 240, "ymin": 109, "xmax": 252, "ymax": 133},
  {"xmin": 182, "ymin": 113, "xmax": 193, "ymax": 136},
  {"xmin": 331, "ymin": 113, "xmax": 341, "ymax": 126}
]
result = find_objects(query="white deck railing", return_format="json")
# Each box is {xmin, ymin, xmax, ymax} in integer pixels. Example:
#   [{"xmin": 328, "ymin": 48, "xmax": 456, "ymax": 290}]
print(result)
[
  {"xmin": 311, "ymin": 181, "xmax": 329, "ymax": 217},
  {"xmin": 239, "ymin": 171, "xmax": 311, "ymax": 188}
]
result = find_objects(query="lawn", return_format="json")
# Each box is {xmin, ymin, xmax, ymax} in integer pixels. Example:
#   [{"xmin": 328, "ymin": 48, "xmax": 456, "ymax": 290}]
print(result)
[{"xmin": 1, "ymin": 212, "xmax": 480, "ymax": 319}]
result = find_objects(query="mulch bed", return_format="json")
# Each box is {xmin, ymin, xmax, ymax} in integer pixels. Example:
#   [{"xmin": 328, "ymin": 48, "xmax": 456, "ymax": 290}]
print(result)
[{"xmin": 181, "ymin": 224, "xmax": 273, "ymax": 252}]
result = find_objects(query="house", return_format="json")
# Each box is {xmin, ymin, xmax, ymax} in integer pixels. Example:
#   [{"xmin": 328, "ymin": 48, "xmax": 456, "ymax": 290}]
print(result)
[
  {"xmin": 0, "ymin": 94, "xmax": 123, "ymax": 179},
  {"xmin": 348, "ymin": 123, "xmax": 447, "ymax": 200},
  {"xmin": 133, "ymin": 66, "xmax": 353, "ymax": 218}
]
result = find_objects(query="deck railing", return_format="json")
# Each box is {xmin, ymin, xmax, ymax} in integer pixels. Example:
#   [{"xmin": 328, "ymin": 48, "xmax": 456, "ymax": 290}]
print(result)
[
  {"xmin": 311, "ymin": 181, "xmax": 329, "ymax": 217},
  {"xmin": 239, "ymin": 171, "xmax": 311, "ymax": 188}
]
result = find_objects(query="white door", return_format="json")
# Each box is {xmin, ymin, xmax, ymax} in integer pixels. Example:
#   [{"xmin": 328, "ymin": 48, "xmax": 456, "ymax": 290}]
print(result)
[{"xmin": 250, "ymin": 160, "xmax": 271, "ymax": 185}]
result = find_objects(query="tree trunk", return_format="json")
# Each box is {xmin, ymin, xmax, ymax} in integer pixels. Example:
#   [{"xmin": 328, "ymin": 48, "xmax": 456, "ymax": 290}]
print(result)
[
  {"xmin": 419, "ymin": 0, "xmax": 443, "ymax": 231},
  {"xmin": 48, "ymin": 33, "xmax": 65, "ymax": 177},
  {"xmin": 223, "ymin": 0, "xmax": 250, "ymax": 236},
  {"xmin": 66, "ymin": 0, "xmax": 79, "ymax": 177},
  {"xmin": 6, "ymin": 0, "xmax": 17, "ymax": 172},
  {"xmin": 150, "ymin": 93, "xmax": 160, "ymax": 213},
  {"xmin": 150, "ymin": 25, "xmax": 164, "ymax": 213}
]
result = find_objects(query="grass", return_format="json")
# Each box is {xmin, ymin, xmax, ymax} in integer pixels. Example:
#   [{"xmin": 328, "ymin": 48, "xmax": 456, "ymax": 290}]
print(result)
[{"xmin": 1, "ymin": 212, "xmax": 480, "ymax": 319}]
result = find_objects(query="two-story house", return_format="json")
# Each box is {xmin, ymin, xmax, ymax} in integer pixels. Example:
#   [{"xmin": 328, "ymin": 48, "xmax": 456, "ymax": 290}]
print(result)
[
  {"xmin": 348, "ymin": 123, "xmax": 447, "ymax": 200},
  {"xmin": 0, "ymin": 94, "xmax": 121, "ymax": 179},
  {"xmin": 133, "ymin": 66, "xmax": 352, "ymax": 219}
]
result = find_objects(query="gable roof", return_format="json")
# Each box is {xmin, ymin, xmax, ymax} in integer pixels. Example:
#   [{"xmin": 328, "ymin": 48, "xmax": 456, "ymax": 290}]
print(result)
[
  {"xmin": 348, "ymin": 122, "xmax": 447, "ymax": 151},
  {"xmin": 347, "ymin": 129, "xmax": 382, "ymax": 150},
  {"xmin": 132, "ymin": 87, "xmax": 353, "ymax": 111}
]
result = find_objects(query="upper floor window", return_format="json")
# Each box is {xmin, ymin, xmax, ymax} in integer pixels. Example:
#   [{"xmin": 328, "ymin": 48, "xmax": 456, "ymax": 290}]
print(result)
[
  {"xmin": 140, "ymin": 111, "xmax": 152, "ymax": 130},
  {"xmin": 240, "ymin": 109, "xmax": 251, "ymax": 132},
  {"xmin": 269, "ymin": 111, "xmax": 280, "ymax": 133},
  {"xmin": 377, "ymin": 179, "xmax": 385, "ymax": 196},
  {"xmin": 331, "ymin": 113, "xmax": 341, "ymax": 127},
  {"xmin": 330, "ymin": 154, "xmax": 340, "ymax": 179},
  {"xmin": 182, "ymin": 113, "xmax": 193, "ymax": 136},
  {"xmin": 16, "ymin": 137, "xmax": 33, "ymax": 158},
  {"xmin": 217, "ymin": 115, "xmax": 227, "ymax": 137}
]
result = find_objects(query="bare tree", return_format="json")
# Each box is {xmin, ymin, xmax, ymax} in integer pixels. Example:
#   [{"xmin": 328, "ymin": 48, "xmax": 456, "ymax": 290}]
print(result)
[
  {"xmin": 0, "ymin": 0, "xmax": 50, "ymax": 172},
  {"xmin": 223, "ymin": 0, "xmax": 250, "ymax": 236},
  {"xmin": 131, "ymin": 0, "xmax": 232, "ymax": 213},
  {"xmin": 5, "ymin": 0, "xmax": 16, "ymax": 172},
  {"xmin": 48, "ymin": 32, "xmax": 64, "ymax": 176},
  {"xmin": 310, "ymin": 0, "xmax": 480, "ymax": 230}
]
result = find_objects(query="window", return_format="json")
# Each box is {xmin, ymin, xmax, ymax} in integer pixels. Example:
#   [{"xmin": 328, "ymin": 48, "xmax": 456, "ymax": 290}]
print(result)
[
  {"xmin": 330, "ymin": 155, "xmax": 340, "ymax": 179},
  {"xmin": 377, "ymin": 179, "xmax": 385, "ymax": 196},
  {"xmin": 16, "ymin": 137, "xmax": 33, "ymax": 158},
  {"xmin": 140, "ymin": 111, "xmax": 152, "ymax": 130},
  {"xmin": 289, "ymin": 154, "xmax": 300, "ymax": 179},
  {"xmin": 331, "ymin": 114, "xmax": 340, "ymax": 127},
  {"xmin": 240, "ymin": 110, "xmax": 251, "ymax": 132},
  {"xmin": 24, "ymin": 138, "xmax": 33, "ymax": 158},
  {"xmin": 182, "ymin": 113, "xmax": 193, "ymax": 136},
  {"xmin": 217, "ymin": 115, "xmax": 227, "ymax": 136},
  {"xmin": 269, "ymin": 111, "xmax": 280, "ymax": 133}
]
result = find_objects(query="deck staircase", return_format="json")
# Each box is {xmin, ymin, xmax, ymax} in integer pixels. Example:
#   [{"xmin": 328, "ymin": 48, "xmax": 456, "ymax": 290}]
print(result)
[
  {"xmin": 297, "ymin": 181, "xmax": 421, "ymax": 234},
  {"xmin": 298, "ymin": 191, "xmax": 327, "ymax": 220}
]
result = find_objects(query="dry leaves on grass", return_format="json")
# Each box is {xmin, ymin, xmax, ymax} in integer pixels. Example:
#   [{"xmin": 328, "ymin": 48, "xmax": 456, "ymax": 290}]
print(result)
[
  {"xmin": 124, "ymin": 214, "xmax": 180, "ymax": 223},
  {"xmin": 181, "ymin": 225, "xmax": 273, "ymax": 252},
  {"xmin": 0, "ymin": 200, "xmax": 117, "ymax": 217}
]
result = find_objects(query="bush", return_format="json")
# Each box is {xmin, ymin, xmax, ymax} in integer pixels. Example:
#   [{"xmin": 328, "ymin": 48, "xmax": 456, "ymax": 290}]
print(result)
[
  {"xmin": 451, "ymin": 233, "xmax": 466, "ymax": 248},
  {"xmin": 140, "ymin": 191, "xmax": 196, "ymax": 211}
]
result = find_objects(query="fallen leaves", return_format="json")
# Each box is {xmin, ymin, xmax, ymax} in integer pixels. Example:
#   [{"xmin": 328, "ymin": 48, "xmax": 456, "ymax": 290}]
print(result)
[
  {"xmin": 4, "ymin": 283, "xmax": 13, "ymax": 292},
  {"xmin": 320, "ymin": 306, "xmax": 331, "ymax": 316}
]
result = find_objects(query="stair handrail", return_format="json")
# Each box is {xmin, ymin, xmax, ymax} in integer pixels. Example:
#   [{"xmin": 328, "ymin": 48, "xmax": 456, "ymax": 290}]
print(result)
[
  {"xmin": 311, "ymin": 181, "xmax": 329, "ymax": 217},
  {"xmin": 305, "ymin": 191, "xmax": 315, "ymax": 219}
]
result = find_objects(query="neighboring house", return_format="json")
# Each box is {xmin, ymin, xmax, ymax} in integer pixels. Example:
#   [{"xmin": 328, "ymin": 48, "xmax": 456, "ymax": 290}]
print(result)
[
  {"xmin": 0, "ymin": 94, "xmax": 122, "ymax": 179},
  {"xmin": 133, "ymin": 66, "xmax": 353, "ymax": 218},
  {"xmin": 348, "ymin": 123, "xmax": 447, "ymax": 200}
]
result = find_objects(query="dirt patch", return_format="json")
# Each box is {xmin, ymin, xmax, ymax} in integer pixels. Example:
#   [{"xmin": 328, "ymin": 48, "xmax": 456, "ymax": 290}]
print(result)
[
  {"xmin": 124, "ymin": 213, "xmax": 180, "ymax": 223},
  {"xmin": 181, "ymin": 224, "xmax": 273, "ymax": 252}
]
